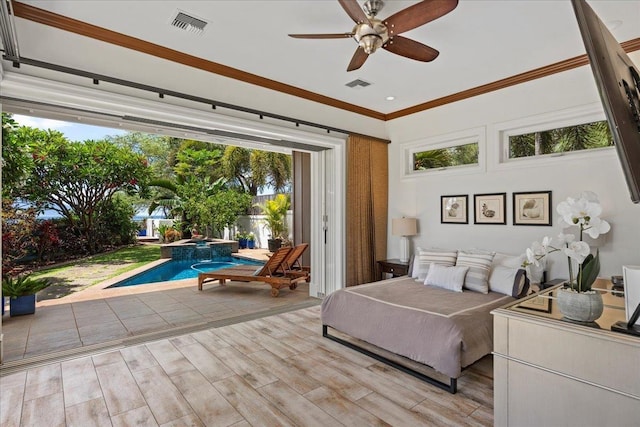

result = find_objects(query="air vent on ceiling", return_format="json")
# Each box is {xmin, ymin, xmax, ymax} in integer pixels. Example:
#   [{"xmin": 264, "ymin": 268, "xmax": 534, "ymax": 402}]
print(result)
[
  {"xmin": 170, "ymin": 11, "xmax": 208, "ymax": 35},
  {"xmin": 345, "ymin": 79, "xmax": 372, "ymax": 89}
]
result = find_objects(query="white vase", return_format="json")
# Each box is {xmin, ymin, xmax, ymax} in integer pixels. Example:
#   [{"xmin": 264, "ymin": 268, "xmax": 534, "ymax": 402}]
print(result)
[{"xmin": 557, "ymin": 288, "xmax": 603, "ymax": 322}]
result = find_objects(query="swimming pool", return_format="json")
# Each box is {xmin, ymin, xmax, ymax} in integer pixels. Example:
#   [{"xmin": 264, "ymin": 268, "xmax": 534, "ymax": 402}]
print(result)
[{"xmin": 109, "ymin": 257, "xmax": 263, "ymax": 287}]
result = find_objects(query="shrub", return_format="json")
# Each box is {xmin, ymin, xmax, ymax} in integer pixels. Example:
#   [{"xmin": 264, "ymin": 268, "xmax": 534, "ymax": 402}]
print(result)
[{"xmin": 94, "ymin": 195, "xmax": 139, "ymax": 248}]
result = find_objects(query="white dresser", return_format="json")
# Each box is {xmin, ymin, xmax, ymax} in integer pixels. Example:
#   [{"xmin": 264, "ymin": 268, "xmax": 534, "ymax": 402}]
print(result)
[{"xmin": 492, "ymin": 280, "xmax": 640, "ymax": 427}]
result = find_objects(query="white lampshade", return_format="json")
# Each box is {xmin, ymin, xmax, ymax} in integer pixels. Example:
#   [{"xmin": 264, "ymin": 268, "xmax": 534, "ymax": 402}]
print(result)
[
  {"xmin": 392, "ymin": 217, "xmax": 418, "ymax": 263},
  {"xmin": 392, "ymin": 217, "xmax": 417, "ymax": 237}
]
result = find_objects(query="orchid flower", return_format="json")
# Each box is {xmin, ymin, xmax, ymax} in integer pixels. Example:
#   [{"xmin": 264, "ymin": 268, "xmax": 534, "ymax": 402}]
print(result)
[
  {"xmin": 524, "ymin": 192, "xmax": 610, "ymax": 292},
  {"xmin": 564, "ymin": 241, "xmax": 590, "ymax": 264}
]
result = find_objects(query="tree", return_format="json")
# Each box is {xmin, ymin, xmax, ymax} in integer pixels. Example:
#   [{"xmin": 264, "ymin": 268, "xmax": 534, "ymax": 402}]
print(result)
[
  {"xmin": 222, "ymin": 146, "xmax": 292, "ymax": 195},
  {"xmin": 174, "ymin": 144, "xmax": 225, "ymax": 180},
  {"xmin": 107, "ymin": 132, "xmax": 181, "ymax": 179},
  {"xmin": 22, "ymin": 137, "xmax": 151, "ymax": 252},
  {"xmin": 2, "ymin": 113, "xmax": 34, "ymax": 199},
  {"xmin": 177, "ymin": 177, "xmax": 251, "ymax": 238},
  {"xmin": 146, "ymin": 177, "xmax": 182, "ymax": 218}
]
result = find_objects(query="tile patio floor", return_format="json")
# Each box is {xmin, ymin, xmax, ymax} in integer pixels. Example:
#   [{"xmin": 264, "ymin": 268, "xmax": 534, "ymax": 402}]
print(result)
[{"xmin": 1, "ymin": 249, "xmax": 317, "ymax": 366}]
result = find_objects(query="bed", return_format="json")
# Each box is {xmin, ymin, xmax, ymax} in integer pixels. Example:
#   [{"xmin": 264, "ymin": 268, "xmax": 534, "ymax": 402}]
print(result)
[{"xmin": 321, "ymin": 271, "xmax": 527, "ymax": 393}]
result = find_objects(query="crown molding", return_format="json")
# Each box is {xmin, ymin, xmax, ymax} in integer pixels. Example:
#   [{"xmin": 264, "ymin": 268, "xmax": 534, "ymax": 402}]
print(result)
[
  {"xmin": 11, "ymin": 2, "xmax": 640, "ymax": 122},
  {"xmin": 386, "ymin": 37, "xmax": 640, "ymax": 120},
  {"xmin": 12, "ymin": 2, "xmax": 386, "ymax": 121}
]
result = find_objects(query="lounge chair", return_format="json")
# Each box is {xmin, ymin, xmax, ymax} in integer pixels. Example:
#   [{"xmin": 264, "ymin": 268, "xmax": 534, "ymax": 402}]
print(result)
[
  {"xmin": 280, "ymin": 243, "xmax": 311, "ymax": 281},
  {"xmin": 197, "ymin": 246, "xmax": 307, "ymax": 297}
]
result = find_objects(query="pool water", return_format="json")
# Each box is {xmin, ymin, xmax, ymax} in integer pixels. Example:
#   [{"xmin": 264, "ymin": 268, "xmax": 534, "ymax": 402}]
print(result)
[{"xmin": 109, "ymin": 257, "xmax": 263, "ymax": 287}]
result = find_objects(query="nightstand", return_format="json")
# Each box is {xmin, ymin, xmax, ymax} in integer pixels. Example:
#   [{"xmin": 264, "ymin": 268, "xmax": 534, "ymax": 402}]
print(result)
[{"xmin": 377, "ymin": 259, "xmax": 409, "ymax": 280}]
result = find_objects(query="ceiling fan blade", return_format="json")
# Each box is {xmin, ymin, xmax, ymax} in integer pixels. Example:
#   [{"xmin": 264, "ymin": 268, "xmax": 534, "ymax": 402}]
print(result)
[
  {"xmin": 289, "ymin": 33, "xmax": 354, "ymax": 39},
  {"xmin": 383, "ymin": 36, "xmax": 439, "ymax": 62},
  {"xmin": 338, "ymin": 0, "xmax": 372, "ymax": 26},
  {"xmin": 384, "ymin": 0, "xmax": 458, "ymax": 35},
  {"xmin": 347, "ymin": 46, "xmax": 369, "ymax": 71}
]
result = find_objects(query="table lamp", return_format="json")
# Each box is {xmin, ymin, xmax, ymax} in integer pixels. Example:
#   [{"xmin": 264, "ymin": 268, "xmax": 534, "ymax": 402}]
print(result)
[{"xmin": 392, "ymin": 217, "xmax": 418, "ymax": 263}]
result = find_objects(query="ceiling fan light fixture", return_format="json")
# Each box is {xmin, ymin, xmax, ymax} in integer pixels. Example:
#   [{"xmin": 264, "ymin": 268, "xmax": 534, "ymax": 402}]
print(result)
[
  {"xmin": 363, "ymin": 0, "xmax": 384, "ymax": 18},
  {"xmin": 359, "ymin": 34, "xmax": 383, "ymax": 54}
]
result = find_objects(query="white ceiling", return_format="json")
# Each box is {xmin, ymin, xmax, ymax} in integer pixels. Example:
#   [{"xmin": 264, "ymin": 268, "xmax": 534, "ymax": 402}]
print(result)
[{"xmin": 5, "ymin": 0, "xmax": 640, "ymax": 119}]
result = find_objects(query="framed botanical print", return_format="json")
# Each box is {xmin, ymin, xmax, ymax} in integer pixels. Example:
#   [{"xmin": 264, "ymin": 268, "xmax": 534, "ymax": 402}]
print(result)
[
  {"xmin": 441, "ymin": 195, "xmax": 468, "ymax": 224},
  {"xmin": 474, "ymin": 193, "xmax": 506, "ymax": 224},
  {"xmin": 513, "ymin": 191, "xmax": 552, "ymax": 226}
]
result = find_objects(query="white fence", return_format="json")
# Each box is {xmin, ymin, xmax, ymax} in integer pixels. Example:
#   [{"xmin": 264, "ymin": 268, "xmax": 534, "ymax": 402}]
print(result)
[{"xmin": 234, "ymin": 211, "xmax": 293, "ymax": 249}]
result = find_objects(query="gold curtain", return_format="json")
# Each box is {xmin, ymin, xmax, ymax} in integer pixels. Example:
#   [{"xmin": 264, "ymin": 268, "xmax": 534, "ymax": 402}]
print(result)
[{"xmin": 346, "ymin": 134, "xmax": 388, "ymax": 286}]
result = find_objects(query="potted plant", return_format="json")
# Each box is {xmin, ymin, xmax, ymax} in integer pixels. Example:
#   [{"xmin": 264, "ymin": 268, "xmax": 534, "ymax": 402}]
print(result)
[
  {"xmin": 523, "ymin": 191, "xmax": 611, "ymax": 322},
  {"xmin": 247, "ymin": 232, "xmax": 256, "ymax": 249},
  {"xmin": 2, "ymin": 274, "xmax": 51, "ymax": 316},
  {"xmin": 257, "ymin": 194, "xmax": 290, "ymax": 252},
  {"xmin": 157, "ymin": 223, "xmax": 169, "ymax": 243},
  {"xmin": 236, "ymin": 230, "xmax": 247, "ymax": 249}
]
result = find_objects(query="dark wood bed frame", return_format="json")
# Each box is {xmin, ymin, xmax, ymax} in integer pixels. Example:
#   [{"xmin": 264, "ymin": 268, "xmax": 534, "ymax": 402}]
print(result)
[{"xmin": 322, "ymin": 325, "xmax": 458, "ymax": 394}]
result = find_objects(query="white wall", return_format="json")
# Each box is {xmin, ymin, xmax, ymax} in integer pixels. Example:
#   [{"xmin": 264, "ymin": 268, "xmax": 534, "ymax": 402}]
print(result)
[
  {"xmin": 236, "ymin": 212, "xmax": 293, "ymax": 249},
  {"xmin": 385, "ymin": 52, "xmax": 640, "ymax": 280}
]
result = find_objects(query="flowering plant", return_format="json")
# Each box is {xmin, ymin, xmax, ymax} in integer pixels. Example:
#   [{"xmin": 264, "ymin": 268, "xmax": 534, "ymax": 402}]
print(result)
[{"xmin": 523, "ymin": 191, "xmax": 610, "ymax": 292}]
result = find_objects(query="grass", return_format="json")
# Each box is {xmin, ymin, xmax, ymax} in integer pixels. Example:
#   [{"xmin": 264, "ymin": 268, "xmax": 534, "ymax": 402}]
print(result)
[
  {"xmin": 31, "ymin": 244, "xmax": 161, "ymax": 281},
  {"xmin": 85, "ymin": 244, "xmax": 161, "ymax": 265}
]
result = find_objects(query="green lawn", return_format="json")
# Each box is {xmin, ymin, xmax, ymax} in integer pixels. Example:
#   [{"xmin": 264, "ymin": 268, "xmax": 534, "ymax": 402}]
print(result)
[{"xmin": 32, "ymin": 244, "xmax": 161, "ymax": 280}]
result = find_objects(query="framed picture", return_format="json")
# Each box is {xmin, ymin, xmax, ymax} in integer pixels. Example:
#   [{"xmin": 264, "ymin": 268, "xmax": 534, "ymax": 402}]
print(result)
[
  {"xmin": 474, "ymin": 193, "xmax": 506, "ymax": 224},
  {"xmin": 441, "ymin": 195, "xmax": 468, "ymax": 224},
  {"xmin": 513, "ymin": 191, "xmax": 552, "ymax": 226},
  {"xmin": 518, "ymin": 294, "xmax": 552, "ymax": 313}
]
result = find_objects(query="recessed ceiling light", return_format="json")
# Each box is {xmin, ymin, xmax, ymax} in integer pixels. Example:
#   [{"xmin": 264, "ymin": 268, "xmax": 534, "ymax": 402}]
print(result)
[
  {"xmin": 607, "ymin": 20, "xmax": 623, "ymax": 30},
  {"xmin": 386, "ymin": 96, "xmax": 395, "ymax": 101}
]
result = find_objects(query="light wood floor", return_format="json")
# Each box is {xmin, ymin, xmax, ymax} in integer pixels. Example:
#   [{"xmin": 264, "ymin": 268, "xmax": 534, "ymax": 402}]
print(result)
[{"xmin": 0, "ymin": 306, "xmax": 493, "ymax": 426}]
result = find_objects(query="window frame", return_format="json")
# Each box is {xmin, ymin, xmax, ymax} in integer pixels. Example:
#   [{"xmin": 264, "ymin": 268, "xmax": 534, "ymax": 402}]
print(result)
[
  {"xmin": 491, "ymin": 103, "xmax": 616, "ymax": 170},
  {"xmin": 402, "ymin": 127, "xmax": 486, "ymax": 179}
]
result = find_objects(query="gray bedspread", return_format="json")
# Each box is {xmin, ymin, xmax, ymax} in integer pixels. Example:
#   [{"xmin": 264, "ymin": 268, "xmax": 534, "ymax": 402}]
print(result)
[{"xmin": 321, "ymin": 276, "xmax": 513, "ymax": 378}]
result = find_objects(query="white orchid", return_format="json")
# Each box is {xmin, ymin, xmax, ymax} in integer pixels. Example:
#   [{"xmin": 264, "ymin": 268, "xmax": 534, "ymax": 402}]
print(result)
[
  {"xmin": 583, "ymin": 216, "xmax": 611, "ymax": 239},
  {"xmin": 564, "ymin": 241, "xmax": 590, "ymax": 264},
  {"xmin": 556, "ymin": 233, "xmax": 575, "ymax": 245},
  {"xmin": 525, "ymin": 248, "xmax": 540, "ymax": 266},
  {"xmin": 523, "ymin": 192, "xmax": 609, "ymax": 292},
  {"xmin": 557, "ymin": 196, "xmax": 602, "ymax": 226}
]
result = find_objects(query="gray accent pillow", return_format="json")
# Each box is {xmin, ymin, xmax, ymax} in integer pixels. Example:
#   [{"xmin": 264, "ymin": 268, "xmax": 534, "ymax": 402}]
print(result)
[
  {"xmin": 456, "ymin": 250, "xmax": 495, "ymax": 294},
  {"xmin": 413, "ymin": 248, "xmax": 458, "ymax": 283}
]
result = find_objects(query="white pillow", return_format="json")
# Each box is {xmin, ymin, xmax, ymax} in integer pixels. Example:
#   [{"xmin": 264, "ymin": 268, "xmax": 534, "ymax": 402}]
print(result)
[
  {"xmin": 413, "ymin": 248, "xmax": 458, "ymax": 283},
  {"xmin": 456, "ymin": 250, "xmax": 495, "ymax": 294},
  {"xmin": 489, "ymin": 265, "xmax": 527, "ymax": 297},
  {"xmin": 424, "ymin": 264, "xmax": 469, "ymax": 292},
  {"xmin": 492, "ymin": 252, "xmax": 526, "ymax": 269}
]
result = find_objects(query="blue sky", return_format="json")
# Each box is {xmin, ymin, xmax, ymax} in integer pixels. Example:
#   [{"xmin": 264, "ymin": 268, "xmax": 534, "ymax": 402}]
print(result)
[{"xmin": 13, "ymin": 114, "xmax": 128, "ymax": 141}]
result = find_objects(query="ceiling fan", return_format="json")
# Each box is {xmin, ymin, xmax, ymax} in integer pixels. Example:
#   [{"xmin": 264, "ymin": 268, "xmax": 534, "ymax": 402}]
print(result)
[{"xmin": 288, "ymin": 0, "xmax": 459, "ymax": 71}]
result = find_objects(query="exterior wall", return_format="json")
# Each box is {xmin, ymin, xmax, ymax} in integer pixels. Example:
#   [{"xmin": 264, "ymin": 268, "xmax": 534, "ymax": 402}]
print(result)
[{"xmin": 385, "ymin": 52, "xmax": 640, "ymax": 280}]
